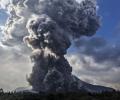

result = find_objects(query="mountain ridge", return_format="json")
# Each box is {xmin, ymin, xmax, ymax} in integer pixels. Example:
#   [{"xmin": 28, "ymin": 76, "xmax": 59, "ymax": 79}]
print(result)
[{"xmin": 15, "ymin": 76, "xmax": 114, "ymax": 94}]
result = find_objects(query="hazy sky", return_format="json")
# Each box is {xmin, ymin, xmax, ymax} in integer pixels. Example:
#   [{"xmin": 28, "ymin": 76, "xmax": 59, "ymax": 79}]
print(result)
[{"xmin": 0, "ymin": 0, "xmax": 120, "ymax": 91}]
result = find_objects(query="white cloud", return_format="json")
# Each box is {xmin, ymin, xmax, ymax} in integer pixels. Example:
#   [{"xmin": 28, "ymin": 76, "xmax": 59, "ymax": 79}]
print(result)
[
  {"xmin": 0, "ymin": 0, "xmax": 10, "ymax": 9},
  {"xmin": 76, "ymin": 0, "xmax": 84, "ymax": 3},
  {"xmin": 66, "ymin": 53, "xmax": 120, "ymax": 90},
  {"xmin": 0, "ymin": 46, "xmax": 32, "ymax": 91}
]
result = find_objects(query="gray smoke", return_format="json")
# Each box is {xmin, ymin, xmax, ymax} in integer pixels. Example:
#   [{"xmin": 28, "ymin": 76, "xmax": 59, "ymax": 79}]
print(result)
[{"xmin": 0, "ymin": 0, "xmax": 100, "ymax": 92}]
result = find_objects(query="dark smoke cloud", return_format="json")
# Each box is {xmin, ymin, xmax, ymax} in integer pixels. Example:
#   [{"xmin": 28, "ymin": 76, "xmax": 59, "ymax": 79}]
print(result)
[
  {"xmin": 0, "ymin": 0, "xmax": 100, "ymax": 92},
  {"xmin": 0, "ymin": 0, "xmax": 100, "ymax": 44},
  {"xmin": 26, "ymin": 0, "xmax": 100, "ymax": 37},
  {"xmin": 24, "ymin": 0, "xmax": 100, "ymax": 92}
]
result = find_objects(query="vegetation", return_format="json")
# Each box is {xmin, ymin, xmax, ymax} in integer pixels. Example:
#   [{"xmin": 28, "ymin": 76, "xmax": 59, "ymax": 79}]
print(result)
[{"xmin": 0, "ymin": 89, "xmax": 120, "ymax": 100}]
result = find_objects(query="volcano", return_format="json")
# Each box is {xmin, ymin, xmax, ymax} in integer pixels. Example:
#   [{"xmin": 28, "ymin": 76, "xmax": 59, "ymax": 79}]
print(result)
[{"xmin": 1, "ymin": 0, "xmax": 114, "ymax": 93}]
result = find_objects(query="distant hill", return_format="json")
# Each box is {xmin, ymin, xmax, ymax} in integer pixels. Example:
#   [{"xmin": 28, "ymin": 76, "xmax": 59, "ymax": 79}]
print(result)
[{"xmin": 72, "ymin": 76, "xmax": 114, "ymax": 93}]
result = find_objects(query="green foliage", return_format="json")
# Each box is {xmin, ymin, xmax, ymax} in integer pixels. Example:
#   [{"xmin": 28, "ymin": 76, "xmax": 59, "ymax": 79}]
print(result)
[{"xmin": 0, "ymin": 90, "xmax": 120, "ymax": 100}]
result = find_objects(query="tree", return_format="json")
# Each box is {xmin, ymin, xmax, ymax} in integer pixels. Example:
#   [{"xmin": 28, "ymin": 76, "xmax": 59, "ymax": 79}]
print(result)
[{"xmin": 0, "ymin": 88, "xmax": 3, "ymax": 93}]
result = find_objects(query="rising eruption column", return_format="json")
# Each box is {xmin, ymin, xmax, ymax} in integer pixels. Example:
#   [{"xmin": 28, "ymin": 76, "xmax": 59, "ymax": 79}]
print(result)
[
  {"xmin": 0, "ymin": 0, "xmax": 100, "ymax": 92},
  {"xmin": 24, "ymin": 0, "xmax": 100, "ymax": 92}
]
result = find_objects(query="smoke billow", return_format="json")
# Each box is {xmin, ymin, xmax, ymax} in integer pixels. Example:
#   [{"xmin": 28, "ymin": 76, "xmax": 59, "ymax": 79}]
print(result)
[{"xmin": 0, "ymin": 0, "xmax": 100, "ymax": 92}]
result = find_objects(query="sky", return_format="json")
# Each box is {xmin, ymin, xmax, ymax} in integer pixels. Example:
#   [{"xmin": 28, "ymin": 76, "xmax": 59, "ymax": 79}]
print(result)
[
  {"xmin": 97, "ymin": 0, "xmax": 120, "ymax": 41},
  {"xmin": 0, "ymin": 0, "xmax": 120, "ymax": 91}
]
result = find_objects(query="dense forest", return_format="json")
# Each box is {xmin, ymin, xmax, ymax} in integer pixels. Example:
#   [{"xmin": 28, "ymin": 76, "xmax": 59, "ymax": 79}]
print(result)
[{"xmin": 0, "ymin": 89, "xmax": 120, "ymax": 100}]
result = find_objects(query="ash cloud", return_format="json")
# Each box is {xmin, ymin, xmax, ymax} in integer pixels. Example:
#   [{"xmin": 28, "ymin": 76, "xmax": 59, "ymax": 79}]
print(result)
[
  {"xmin": 0, "ymin": 0, "xmax": 100, "ymax": 45},
  {"xmin": 0, "ymin": 0, "xmax": 100, "ymax": 92}
]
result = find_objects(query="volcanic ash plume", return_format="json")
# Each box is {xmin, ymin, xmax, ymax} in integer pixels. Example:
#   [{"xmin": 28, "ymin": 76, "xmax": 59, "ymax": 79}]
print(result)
[{"xmin": 1, "ymin": 0, "xmax": 100, "ymax": 92}]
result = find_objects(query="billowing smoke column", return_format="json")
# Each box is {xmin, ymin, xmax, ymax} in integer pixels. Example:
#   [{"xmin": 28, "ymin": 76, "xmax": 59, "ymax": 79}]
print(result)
[{"xmin": 1, "ymin": 0, "xmax": 100, "ymax": 92}]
